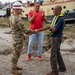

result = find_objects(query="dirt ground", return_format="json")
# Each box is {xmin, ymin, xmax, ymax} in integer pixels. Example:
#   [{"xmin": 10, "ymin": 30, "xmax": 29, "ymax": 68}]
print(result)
[{"xmin": 0, "ymin": 26, "xmax": 75, "ymax": 75}]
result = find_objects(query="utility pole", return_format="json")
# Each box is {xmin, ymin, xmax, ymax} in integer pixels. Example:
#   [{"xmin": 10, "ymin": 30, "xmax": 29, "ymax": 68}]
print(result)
[{"xmin": 8, "ymin": 0, "xmax": 11, "ymax": 27}]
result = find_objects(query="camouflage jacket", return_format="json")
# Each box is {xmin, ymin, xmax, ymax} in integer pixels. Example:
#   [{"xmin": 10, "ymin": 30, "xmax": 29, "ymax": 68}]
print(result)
[{"xmin": 10, "ymin": 14, "xmax": 35, "ymax": 39}]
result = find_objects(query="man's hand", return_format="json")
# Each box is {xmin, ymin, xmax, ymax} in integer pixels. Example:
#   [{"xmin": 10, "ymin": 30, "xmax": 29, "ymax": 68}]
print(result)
[
  {"xmin": 33, "ymin": 11, "xmax": 36, "ymax": 18},
  {"xmin": 42, "ymin": 11, "xmax": 45, "ymax": 17},
  {"xmin": 28, "ymin": 11, "xmax": 36, "ymax": 23},
  {"xmin": 35, "ymin": 29, "xmax": 39, "ymax": 34}
]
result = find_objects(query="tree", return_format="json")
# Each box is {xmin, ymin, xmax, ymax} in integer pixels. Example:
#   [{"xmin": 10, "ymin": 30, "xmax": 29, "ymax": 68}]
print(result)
[{"xmin": 0, "ymin": 2, "xmax": 3, "ymax": 9}]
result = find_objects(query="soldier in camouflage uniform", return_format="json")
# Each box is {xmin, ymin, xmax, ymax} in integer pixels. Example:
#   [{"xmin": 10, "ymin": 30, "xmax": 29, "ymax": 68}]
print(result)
[{"xmin": 10, "ymin": 2, "xmax": 35, "ymax": 74}]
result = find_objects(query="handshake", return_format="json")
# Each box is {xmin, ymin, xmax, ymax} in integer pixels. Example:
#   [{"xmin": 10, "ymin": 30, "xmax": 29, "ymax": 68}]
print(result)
[{"xmin": 34, "ymin": 29, "xmax": 41, "ymax": 34}]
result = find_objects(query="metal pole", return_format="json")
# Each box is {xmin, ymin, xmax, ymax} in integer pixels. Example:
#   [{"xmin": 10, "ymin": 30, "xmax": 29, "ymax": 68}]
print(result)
[{"xmin": 9, "ymin": 0, "xmax": 11, "ymax": 27}]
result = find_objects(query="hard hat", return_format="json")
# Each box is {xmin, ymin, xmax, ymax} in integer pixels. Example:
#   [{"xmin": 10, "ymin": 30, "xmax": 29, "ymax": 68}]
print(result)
[{"xmin": 13, "ymin": 1, "xmax": 23, "ymax": 10}]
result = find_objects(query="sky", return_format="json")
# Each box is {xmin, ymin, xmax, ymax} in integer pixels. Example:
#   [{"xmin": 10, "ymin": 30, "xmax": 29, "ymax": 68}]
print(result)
[{"xmin": 0, "ymin": 0, "xmax": 35, "ymax": 4}]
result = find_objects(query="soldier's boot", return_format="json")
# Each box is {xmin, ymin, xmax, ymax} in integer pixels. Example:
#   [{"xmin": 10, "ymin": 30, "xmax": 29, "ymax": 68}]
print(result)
[
  {"xmin": 11, "ymin": 67, "xmax": 22, "ymax": 74},
  {"xmin": 27, "ymin": 54, "xmax": 31, "ymax": 61},
  {"xmin": 16, "ymin": 66, "xmax": 23, "ymax": 70}
]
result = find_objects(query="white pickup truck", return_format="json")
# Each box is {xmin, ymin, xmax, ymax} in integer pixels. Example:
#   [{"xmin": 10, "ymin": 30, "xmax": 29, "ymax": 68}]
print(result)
[{"xmin": 0, "ymin": 10, "xmax": 6, "ymax": 17}]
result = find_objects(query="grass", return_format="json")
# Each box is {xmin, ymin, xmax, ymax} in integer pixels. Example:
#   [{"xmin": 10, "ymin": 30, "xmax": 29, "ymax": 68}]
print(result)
[
  {"xmin": 24, "ymin": 20, "xmax": 30, "ymax": 28},
  {"xmin": 0, "ymin": 17, "xmax": 9, "ymax": 23},
  {"xmin": 0, "ymin": 18, "xmax": 75, "ymax": 38},
  {"xmin": 0, "ymin": 17, "xmax": 9, "ymax": 27}
]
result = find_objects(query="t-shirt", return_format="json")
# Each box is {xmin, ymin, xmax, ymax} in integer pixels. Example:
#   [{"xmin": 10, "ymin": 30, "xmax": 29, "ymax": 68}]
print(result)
[
  {"xmin": 52, "ymin": 17, "xmax": 64, "ymax": 37},
  {"xmin": 28, "ymin": 10, "xmax": 44, "ymax": 30}
]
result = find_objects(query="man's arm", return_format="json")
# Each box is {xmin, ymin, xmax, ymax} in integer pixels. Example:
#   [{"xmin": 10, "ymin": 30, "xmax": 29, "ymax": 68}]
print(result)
[
  {"xmin": 43, "ymin": 17, "xmax": 50, "ymax": 24},
  {"xmin": 28, "ymin": 16, "xmax": 35, "ymax": 23},
  {"xmin": 36, "ymin": 25, "xmax": 57, "ymax": 33},
  {"xmin": 37, "ymin": 16, "xmax": 63, "ymax": 33},
  {"xmin": 49, "ymin": 26, "xmax": 57, "ymax": 32},
  {"xmin": 37, "ymin": 25, "xmax": 50, "ymax": 32},
  {"xmin": 42, "ymin": 11, "xmax": 50, "ymax": 24},
  {"xmin": 28, "ymin": 11, "xmax": 36, "ymax": 23},
  {"xmin": 50, "ymin": 17, "xmax": 64, "ymax": 32},
  {"xmin": 17, "ymin": 19, "xmax": 35, "ymax": 34}
]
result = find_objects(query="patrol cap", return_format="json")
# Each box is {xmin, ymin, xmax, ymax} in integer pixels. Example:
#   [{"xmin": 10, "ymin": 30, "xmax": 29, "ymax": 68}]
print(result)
[{"xmin": 13, "ymin": 1, "xmax": 23, "ymax": 10}]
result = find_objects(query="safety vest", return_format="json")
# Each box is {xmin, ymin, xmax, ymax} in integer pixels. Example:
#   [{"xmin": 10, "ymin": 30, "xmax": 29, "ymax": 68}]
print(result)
[
  {"xmin": 51, "ymin": 14, "xmax": 63, "ymax": 26},
  {"xmin": 49, "ymin": 14, "xmax": 63, "ymax": 35}
]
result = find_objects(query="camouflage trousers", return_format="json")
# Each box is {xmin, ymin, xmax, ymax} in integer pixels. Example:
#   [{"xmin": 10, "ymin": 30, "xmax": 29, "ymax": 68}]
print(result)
[
  {"xmin": 50, "ymin": 37, "xmax": 66, "ymax": 72},
  {"xmin": 12, "ymin": 38, "xmax": 23, "ymax": 68}
]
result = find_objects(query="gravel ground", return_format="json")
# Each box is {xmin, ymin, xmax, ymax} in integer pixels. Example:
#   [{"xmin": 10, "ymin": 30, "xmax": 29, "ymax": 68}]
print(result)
[
  {"xmin": 0, "ymin": 28, "xmax": 75, "ymax": 75},
  {"xmin": 0, "ymin": 51, "xmax": 75, "ymax": 75}
]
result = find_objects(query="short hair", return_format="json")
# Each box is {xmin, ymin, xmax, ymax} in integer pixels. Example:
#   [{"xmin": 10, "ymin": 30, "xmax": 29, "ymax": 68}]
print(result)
[
  {"xmin": 34, "ymin": 2, "xmax": 40, "ymax": 6},
  {"xmin": 58, "ymin": 5, "xmax": 62, "ymax": 10},
  {"xmin": 56, "ymin": 5, "xmax": 62, "ymax": 11}
]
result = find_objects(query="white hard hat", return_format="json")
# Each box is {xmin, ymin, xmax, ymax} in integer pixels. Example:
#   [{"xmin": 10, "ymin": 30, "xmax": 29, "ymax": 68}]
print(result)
[{"xmin": 13, "ymin": 1, "xmax": 23, "ymax": 10}]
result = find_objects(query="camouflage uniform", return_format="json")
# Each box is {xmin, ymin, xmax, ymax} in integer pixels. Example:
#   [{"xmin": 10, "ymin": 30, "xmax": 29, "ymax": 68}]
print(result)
[{"xmin": 10, "ymin": 14, "xmax": 35, "ymax": 68}]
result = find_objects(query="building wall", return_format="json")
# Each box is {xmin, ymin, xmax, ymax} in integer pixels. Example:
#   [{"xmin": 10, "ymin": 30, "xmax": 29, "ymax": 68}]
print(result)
[
  {"xmin": 22, "ymin": 1, "xmax": 75, "ymax": 17},
  {"xmin": 43, "ymin": 0, "xmax": 73, "ymax": 4}
]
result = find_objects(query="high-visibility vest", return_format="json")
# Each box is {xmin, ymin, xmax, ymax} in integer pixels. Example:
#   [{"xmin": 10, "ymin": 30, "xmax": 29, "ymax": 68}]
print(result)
[
  {"xmin": 51, "ymin": 14, "xmax": 63, "ymax": 26},
  {"xmin": 49, "ymin": 14, "xmax": 63, "ymax": 35}
]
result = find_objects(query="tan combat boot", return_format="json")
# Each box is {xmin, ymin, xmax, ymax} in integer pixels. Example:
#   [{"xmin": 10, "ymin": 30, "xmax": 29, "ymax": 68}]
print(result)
[
  {"xmin": 16, "ymin": 66, "xmax": 23, "ymax": 70},
  {"xmin": 11, "ymin": 67, "xmax": 22, "ymax": 74}
]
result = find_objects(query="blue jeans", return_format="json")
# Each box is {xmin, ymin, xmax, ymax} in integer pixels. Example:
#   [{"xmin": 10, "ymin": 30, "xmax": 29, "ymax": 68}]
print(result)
[{"xmin": 27, "ymin": 31, "xmax": 44, "ymax": 56}]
